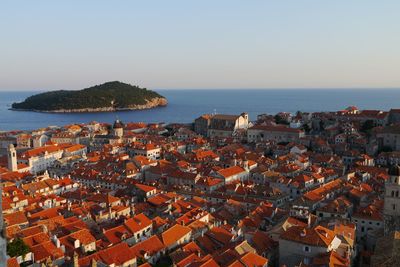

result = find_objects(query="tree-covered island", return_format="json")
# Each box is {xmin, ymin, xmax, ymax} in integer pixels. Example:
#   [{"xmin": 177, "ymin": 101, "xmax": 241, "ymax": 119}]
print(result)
[{"xmin": 11, "ymin": 81, "xmax": 167, "ymax": 113}]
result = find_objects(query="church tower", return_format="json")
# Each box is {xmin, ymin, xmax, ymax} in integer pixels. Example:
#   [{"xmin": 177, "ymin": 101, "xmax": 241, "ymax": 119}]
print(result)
[
  {"xmin": 113, "ymin": 119, "xmax": 124, "ymax": 138},
  {"xmin": 7, "ymin": 144, "xmax": 17, "ymax": 172},
  {"xmin": 384, "ymin": 165, "xmax": 400, "ymax": 235}
]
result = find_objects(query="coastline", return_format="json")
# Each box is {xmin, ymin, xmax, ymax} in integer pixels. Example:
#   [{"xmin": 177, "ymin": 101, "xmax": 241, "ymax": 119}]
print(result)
[
  {"xmin": 10, "ymin": 97, "xmax": 168, "ymax": 113},
  {"xmin": 3, "ymin": 89, "xmax": 400, "ymax": 131}
]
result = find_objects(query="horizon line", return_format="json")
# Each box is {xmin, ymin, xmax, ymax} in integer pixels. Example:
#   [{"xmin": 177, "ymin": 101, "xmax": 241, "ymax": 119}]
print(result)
[{"xmin": 1, "ymin": 86, "xmax": 400, "ymax": 92}]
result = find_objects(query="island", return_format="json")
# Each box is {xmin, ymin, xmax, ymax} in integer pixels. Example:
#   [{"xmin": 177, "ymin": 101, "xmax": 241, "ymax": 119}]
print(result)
[{"xmin": 11, "ymin": 81, "xmax": 168, "ymax": 113}]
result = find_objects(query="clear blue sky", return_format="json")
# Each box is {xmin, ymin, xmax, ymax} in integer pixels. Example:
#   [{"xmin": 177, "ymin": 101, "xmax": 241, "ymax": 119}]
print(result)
[{"xmin": 1, "ymin": 1, "xmax": 400, "ymax": 90}]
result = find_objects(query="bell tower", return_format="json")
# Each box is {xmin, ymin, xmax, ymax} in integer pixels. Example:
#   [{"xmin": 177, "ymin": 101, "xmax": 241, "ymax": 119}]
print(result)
[
  {"xmin": 384, "ymin": 165, "xmax": 400, "ymax": 235},
  {"xmin": 7, "ymin": 144, "xmax": 17, "ymax": 172},
  {"xmin": 113, "ymin": 119, "xmax": 124, "ymax": 138}
]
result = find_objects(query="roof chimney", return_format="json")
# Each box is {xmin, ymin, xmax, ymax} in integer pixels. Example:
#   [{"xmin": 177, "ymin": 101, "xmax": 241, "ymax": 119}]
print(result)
[{"xmin": 300, "ymin": 229, "xmax": 307, "ymax": 237}]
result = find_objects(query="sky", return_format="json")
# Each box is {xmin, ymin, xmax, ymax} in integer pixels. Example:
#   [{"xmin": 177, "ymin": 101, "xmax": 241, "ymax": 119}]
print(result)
[{"xmin": 1, "ymin": 1, "xmax": 400, "ymax": 90}]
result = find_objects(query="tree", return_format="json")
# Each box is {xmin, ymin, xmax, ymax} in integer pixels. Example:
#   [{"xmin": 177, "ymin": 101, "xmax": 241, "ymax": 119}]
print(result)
[
  {"xmin": 381, "ymin": 146, "xmax": 393, "ymax": 153},
  {"xmin": 12, "ymin": 81, "xmax": 165, "ymax": 111},
  {"xmin": 319, "ymin": 120, "xmax": 324, "ymax": 131},
  {"xmin": 137, "ymin": 257, "xmax": 145, "ymax": 266},
  {"xmin": 7, "ymin": 238, "xmax": 30, "ymax": 257},
  {"xmin": 155, "ymin": 255, "xmax": 173, "ymax": 267},
  {"xmin": 274, "ymin": 115, "xmax": 289, "ymax": 125},
  {"xmin": 302, "ymin": 124, "xmax": 311, "ymax": 133},
  {"xmin": 361, "ymin": 120, "xmax": 375, "ymax": 133}
]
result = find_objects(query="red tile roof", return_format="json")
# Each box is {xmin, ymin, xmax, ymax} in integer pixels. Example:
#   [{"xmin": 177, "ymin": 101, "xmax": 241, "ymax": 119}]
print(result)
[
  {"xmin": 130, "ymin": 235, "xmax": 165, "ymax": 258},
  {"xmin": 280, "ymin": 225, "xmax": 336, "ymax": 247},
  {"xmin": 124, "ymin": 213, "xmax": 152, "ymax": 234},
  {"xmin": 161, "ymin": 224, "xmax": 192, "ymax": 247},
  {"xmin": 79, "ymin": 242, "xmax": 136, "ymax": 266},
  {"xmin": 218, "ymin": 166, "xmax": 246, "ymax": 178}
]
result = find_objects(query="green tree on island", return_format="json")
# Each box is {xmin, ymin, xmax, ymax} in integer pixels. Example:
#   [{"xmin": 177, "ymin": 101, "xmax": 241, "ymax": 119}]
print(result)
[{"xmin": 11, "ymin": 81, "xmax": 166, "ymax": 111}]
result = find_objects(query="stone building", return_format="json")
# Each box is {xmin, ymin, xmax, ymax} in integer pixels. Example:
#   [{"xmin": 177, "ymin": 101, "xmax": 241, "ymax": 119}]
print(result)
[
  {"xmin": 377, "ymin": 125, "xmax": 400, "ymax": 151},
  {"xmin": 278, "ymin": 225, "xmax": 341, "ymax": 267},
  {"xmin": 207, "ymin": 113, "xmax": 249, "ymax": 138},
  {"xmin": 371, "ymin": 231, "xmax": 400, "ymax": 266},
  {"xmin": 194, "ymin": 114, "xmax": 212, "ymax": 136},
  {"xmin": 384, "ymin": 165, "xmax": 400, "ymax": 235},
  {"xmin": 247, "ymin": 125, "xmax": 305, "ymax": 143}
]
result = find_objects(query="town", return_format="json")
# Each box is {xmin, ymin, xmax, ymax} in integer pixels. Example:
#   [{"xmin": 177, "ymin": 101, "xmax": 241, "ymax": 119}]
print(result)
[{"xmin": 2, "ymin": 106, "xmax": 400, "ymax": 267}]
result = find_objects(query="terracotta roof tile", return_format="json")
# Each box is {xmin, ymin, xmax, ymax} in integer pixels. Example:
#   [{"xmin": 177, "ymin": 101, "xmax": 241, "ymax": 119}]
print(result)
[{"xmin": 161, "ymin": 224, "xmax": 192, "ymax": 247}]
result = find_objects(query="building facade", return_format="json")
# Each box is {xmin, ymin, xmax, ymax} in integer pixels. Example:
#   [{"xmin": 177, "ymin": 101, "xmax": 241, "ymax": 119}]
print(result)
[{"xmin": 384, "ymin": 165, "xmax": 400, "ymax": 235}]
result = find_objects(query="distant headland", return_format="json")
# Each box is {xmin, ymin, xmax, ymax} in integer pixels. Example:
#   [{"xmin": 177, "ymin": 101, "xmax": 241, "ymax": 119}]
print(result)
[{"xmin": 10, "ymin": 81, "xmax": 168, "ymax": 113}]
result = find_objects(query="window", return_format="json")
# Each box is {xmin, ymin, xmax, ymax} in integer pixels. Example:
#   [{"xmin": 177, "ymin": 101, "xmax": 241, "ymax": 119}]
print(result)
[{"xmin": 304, "ymin": 246, "xmax": 310, "ymax": 252}]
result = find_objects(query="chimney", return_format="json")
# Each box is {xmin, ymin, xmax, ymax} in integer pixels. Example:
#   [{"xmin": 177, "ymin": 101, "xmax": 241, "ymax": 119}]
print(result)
[
  {"xmin": 233, "ymin": 158, "xmax": 237, "ymax": 166},
  {"xmin": 300, "ymin": 229, "xmax": 307, "ymax": 237},
  {"xmin": 307, "ymin": 214, "xmax": 312, "ymax": 227},
  {"xmin": 74, "ymin": 239, "xmax": 80, "ymax": 249},
  {"xmin": 52, "ymin": 234, "xmax": 60, "ymax": 248}
]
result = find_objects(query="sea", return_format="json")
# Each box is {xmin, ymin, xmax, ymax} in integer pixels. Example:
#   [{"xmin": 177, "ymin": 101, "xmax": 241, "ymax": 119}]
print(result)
[{"xmin": 1, "ymin": 89, "xmax": 400, "ymax": 131}]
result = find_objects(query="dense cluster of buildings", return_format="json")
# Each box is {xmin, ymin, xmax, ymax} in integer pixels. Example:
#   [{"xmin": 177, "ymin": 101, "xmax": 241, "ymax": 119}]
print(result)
[{"xmin": 2, "ymin": 106, "xmax": 400, "ymax": 266}]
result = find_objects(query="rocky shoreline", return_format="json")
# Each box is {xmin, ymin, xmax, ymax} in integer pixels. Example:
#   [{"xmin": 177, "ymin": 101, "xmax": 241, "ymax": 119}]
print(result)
[{"xmin": 10, "ymin": 97, "xmax": 167, "ymax": 113}]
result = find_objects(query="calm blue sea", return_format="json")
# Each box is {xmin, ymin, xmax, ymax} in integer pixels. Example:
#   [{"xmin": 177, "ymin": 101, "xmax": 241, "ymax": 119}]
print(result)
[{"xmin": 1, "ymin": 89, "xmax": 400, "ymax": 131}]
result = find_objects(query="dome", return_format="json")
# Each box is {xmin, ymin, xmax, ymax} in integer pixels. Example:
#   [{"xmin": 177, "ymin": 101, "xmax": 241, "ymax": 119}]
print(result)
[
  {"xmin": 389, "ymin": 165, "xmax": 400, "ymax": 176},
  {"xmin": 113, "ymin": 119, "xmax": 124, "ymax": 129}
]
